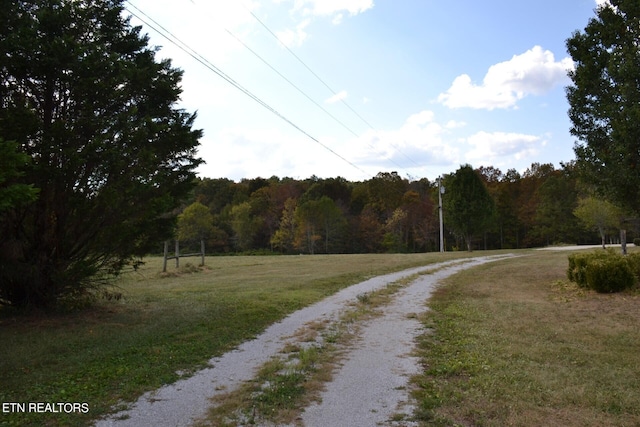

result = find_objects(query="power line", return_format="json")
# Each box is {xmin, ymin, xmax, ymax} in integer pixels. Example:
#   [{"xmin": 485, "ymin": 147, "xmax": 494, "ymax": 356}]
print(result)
[
  {"xmin": 241, "ymin": 3, "xmax": 427, "ymax": 176},
  {"xmin": 124, "ymin": 1, "xmax": 372, "ymax": 179},
  {"xmin": 223, "ymin": 29, "xmax": 360, "ymax": 139},
  {"xmin": 184, "ymin": 0, "xmax": 413, "ymax": 177}
]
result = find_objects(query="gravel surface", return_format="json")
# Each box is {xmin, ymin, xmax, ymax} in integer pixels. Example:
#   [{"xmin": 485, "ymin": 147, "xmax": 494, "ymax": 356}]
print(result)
[
  {"xmin": 299, "ymin": 255, "xmax": 514, "ymax": 427},
  {"xmin": 536, "ymin": 244, "xmax": 621, "ymax": 251},
  {"xmin": 95, "ymin": 255, "xmax": 514, "ymax": 427}
]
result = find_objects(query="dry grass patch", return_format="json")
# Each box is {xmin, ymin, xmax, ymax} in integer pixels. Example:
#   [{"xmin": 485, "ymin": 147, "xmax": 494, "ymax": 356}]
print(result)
[{"xmin": 413, "ymin": 249, "xmax": 640, "ymax": 426}]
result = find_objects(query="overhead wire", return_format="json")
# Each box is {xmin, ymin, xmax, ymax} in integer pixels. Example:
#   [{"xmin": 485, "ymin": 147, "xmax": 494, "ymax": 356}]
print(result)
[
  {"xmin": 223, "ymin": 29, "xmax": 360, "ymax": 139},
  {"xmin": 123, "ymin": 1, "xmax": 372, "ymax": 179},
  {"xmin": 184, "ymin": 0, "xmax": 413, "ymax": 177},
  {"xmin": 240, "ymin": 2, "xmax": 428, "ymax": 178}
]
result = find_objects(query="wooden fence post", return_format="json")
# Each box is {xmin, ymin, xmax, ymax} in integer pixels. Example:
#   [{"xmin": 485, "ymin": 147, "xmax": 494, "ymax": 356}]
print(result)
[
  {"xmin": 163, "ymin": 240, "xmax": 169, "ymax": 272},
  {"xmin": 200, "ymin": 238, "xmax": 205, "ymax": 266},
  {"xmin": 175, "ymin": 240, "xmax": 179, "ymax": 268}
]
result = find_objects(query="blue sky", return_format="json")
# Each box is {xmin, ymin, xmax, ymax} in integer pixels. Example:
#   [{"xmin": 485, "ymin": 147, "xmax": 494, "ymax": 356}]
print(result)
[{"xmin": 124, "ymin": 0, "xmax": 606, "ymax": 182}]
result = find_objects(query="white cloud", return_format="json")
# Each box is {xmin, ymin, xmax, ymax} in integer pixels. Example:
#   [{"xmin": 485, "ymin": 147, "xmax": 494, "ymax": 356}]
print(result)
[
  {"xmin": 276, "ymin": 19, "xmax": 311, "ymax": 47},
  {"xmin": 347, "ymin": 111, "xmax": 459, "ymax": 174},
  {"xmin": 293, "ymin": 0, "xmax": 374, "ymax": 18},
  {"xmin": 325, "ymin": 90, "xmax": 348, "ymax": 104},
  {"xmin": 445, "ymin": 120, "xmax": 466, "ymax": 129},
  {"xmin": 465, "ymin": 131, "xmax": 544, "ymax": 166},
  {"xmin": 276, "ymin": 0, "xmax": 374, "ymax": 47},
  {"xmin": 438, "ymin": 46, "xmax": 574, "ymax": 110},
  {"xmin": 195, "ymin": 112, "xmax": 549, "ymax": 182},
  {"xmin": 405, "ymin": 110, "xmax": 434, "ymax": 127},
  {"xmin": 197, "ymin": 126, "xmax": 361, "ymax": 180}
]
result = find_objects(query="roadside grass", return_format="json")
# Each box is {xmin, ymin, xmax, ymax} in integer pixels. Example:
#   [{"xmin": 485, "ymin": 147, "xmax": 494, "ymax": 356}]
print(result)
[
  {"xmin": 0, "ymin": 252, "xmax": 477, "ymax": 427},
  {"xmin": 413, "ymin": 248, "xmax": 640, "ymax": 426}
]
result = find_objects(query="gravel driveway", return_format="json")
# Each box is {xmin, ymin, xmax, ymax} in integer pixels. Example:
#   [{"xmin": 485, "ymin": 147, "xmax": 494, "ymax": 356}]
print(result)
[{"xmin": 96, "ymin": 254, "xmax": 515, "ymax": 427}]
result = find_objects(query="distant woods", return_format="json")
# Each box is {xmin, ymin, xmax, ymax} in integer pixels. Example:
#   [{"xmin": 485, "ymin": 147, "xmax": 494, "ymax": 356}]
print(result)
[{"xmin": 177, "ymin": 164, "xmax": 627, "ymax": 255}]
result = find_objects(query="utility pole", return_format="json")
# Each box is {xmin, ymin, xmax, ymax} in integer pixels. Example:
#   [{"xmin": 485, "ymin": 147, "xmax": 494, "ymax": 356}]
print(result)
[{"xmin": 438, "ymin": 177, "xmax": 445, "ymax": 252}]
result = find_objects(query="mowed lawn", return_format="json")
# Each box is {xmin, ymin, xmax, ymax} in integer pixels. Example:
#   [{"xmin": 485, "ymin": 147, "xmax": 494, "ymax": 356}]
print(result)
[
  {"xmin": 0, "ymin": 252, "xmax": 474, "ymax": 426},
  {"xmin": 413, "ymin": 248, "xmax": 640, "ymax": 426},
  {"xmin": 2, "ymin": 249, "xmax": 639, "ymax": 426}
]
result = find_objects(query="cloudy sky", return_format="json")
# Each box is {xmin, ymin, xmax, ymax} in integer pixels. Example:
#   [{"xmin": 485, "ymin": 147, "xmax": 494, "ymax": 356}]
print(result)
[{"xmin": 124, "ymin": 0, "xmax": 605, "ymax": 182}]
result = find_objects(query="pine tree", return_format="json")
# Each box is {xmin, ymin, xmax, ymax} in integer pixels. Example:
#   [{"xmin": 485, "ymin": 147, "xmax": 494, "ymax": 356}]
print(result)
[{"xmin": 0, "ymin": 0, "xmax": 202, "ymax": 308}]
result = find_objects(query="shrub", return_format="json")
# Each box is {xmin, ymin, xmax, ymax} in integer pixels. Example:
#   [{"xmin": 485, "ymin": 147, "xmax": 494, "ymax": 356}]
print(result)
[
  {"xmin": 585, "ymin": 255, "xmax": 635, "ymax": 293},
  {"xmin": 567, "ymin": 253, "xmax": 590, "ymax": 287},
  {"xmin": 568, "ymin": 250, "xmax": 637, "ymax": 293},
  {"xmin": 634, "ymin": 238, "xmax": 640, "ymax": 247},
  {"xmin": 626, "ymin": 252, "xmax": 640, "ymax": 281}
]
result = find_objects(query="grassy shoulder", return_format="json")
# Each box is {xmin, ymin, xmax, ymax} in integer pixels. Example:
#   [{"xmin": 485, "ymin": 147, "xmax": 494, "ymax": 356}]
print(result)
[
  {"xmin": 413, "ymin": 248, "xmax": 640, "ymax": 426},
  {"xmin": 0, "ymin": 252, "xmax": 477, "ymax": 427}
]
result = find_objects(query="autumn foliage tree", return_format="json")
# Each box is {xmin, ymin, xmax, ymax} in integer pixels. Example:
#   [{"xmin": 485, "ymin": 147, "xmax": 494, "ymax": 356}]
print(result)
[
  {"xmin": 0, "ymin": 0, "xmax": 202, "ymax": 308},
  {"xmin": 183, "ymin": 163, "xmax": 605, "ymax": 255}
]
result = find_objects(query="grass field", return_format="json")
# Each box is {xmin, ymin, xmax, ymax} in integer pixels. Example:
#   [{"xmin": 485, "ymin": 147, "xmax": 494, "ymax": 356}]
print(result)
[
  {"xmin": 1, "ymin": 249, "xmax": 639, "ymax": 426},
  {"xmin": 413, "ymin": 248, "xmax": 640, "ymax": 426},
  {"xmin": 0, "ymin": 252, "xmax": 474, "ymax": 427}
]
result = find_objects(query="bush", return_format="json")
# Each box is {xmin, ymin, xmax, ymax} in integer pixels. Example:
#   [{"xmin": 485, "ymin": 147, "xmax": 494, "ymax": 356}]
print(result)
[
  {"xmin": 567, "ymin": 253, "xmax": 590, "ymax": 288},
  {"xmin": 634, "ymin": 238, "xmax": 640, "ymax": 247},
  {"xmin": 626, "ymin": 252, "xmax": 640, "ymax": 280},
  {"xmin": 586, "ymin": 255, "xmax": 635, "ymax": 293},
  {"xmin": 568, "ymin": 250, "xmax": 637, "ymax": 293}
]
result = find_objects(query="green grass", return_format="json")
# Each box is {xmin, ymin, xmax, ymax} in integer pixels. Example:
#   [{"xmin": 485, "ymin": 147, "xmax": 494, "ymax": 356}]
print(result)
[
  {"xmin": 413, "ymin": 248, "xmax": 640, "ymax": 426},
  {"xmin": 0, "ymin": 252, "xmax": 477, "ymax": 427},
  {"xmin": 8, "ymin": 249, "xmax": 633, "ymax": 427}
]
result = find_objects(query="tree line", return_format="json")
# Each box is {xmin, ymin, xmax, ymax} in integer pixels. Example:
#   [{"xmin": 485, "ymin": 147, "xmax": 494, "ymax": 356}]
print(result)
[
  {"xmin": 2, "ymin": 0, "xmax": 639, "ymax": 309},
  {"xmin": 175, "ymin": 162, "xmax": 630, "ymax": 256}
]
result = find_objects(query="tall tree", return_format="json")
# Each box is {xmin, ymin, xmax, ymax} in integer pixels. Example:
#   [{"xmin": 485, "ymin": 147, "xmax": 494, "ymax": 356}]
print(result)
[
  {"xmin": 383, "ymin": 207, "xmax": 408, "ymax": 252},
  {"xmin": 177, "ymin": 202, "xmax": 216, "ymax": 243},
  {"xmin": 293, "ymin": 200, "xmax": 321, "ymax": 254},
  {"xmin": 366, "ymin": 172, "xmax": 408, "ymax": 219},
  {"xmin": 0, "ymin": 0, "xmax": 202, "ymax": 308},
  {"xmin": 443, "ymin": 165, "xmax": 495, "ymax": 251},
  {"xmin": 355, "ymin": 205, "xmax": 384, "ymax": 253},
  {"xmin": 271, "ymin": 198, "xmax": 297, "ymax": 253},
  {"xmin": 494, "ymin": 169, "xmax": 523, "ymax": 249},
  {"xmin": 574, "ymin": 196, "xmax": 623, "ymax": 248},
  {"xmin": 230, "ymin": 202, "xmax": 262, "ymax": 252},
  {"xmin": 567, "ymin": 0, "xmax": 640, "ymax": 214},
  {"xmin": 531, "ymin": 170, "xmax": 581, "ymax": 245},
  {"xmin": 293, "ymin": 197, "xmax": 346, "ymax": 254}
]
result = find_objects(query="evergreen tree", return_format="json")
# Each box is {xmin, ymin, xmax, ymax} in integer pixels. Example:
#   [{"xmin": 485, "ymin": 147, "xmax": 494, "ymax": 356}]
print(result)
[
  {"xmin": 0, "ymin": 0, "xmax": 202, "ymax": 308},
  {"xmin": 443, "ymin": 165, "xmax": 495, "ymax": 251}
]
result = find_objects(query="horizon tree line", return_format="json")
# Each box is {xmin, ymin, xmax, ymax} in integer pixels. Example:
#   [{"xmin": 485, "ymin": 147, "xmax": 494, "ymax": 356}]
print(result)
[{"xmin": 175, "ymin": 163, "xmax": 631, "ymax": 256}]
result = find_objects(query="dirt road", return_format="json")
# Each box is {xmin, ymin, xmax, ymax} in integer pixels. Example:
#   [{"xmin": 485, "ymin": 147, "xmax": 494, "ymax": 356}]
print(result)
[{"xmin": 96, "ymin": 254, "xmax": 515, "ymax": 427}]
